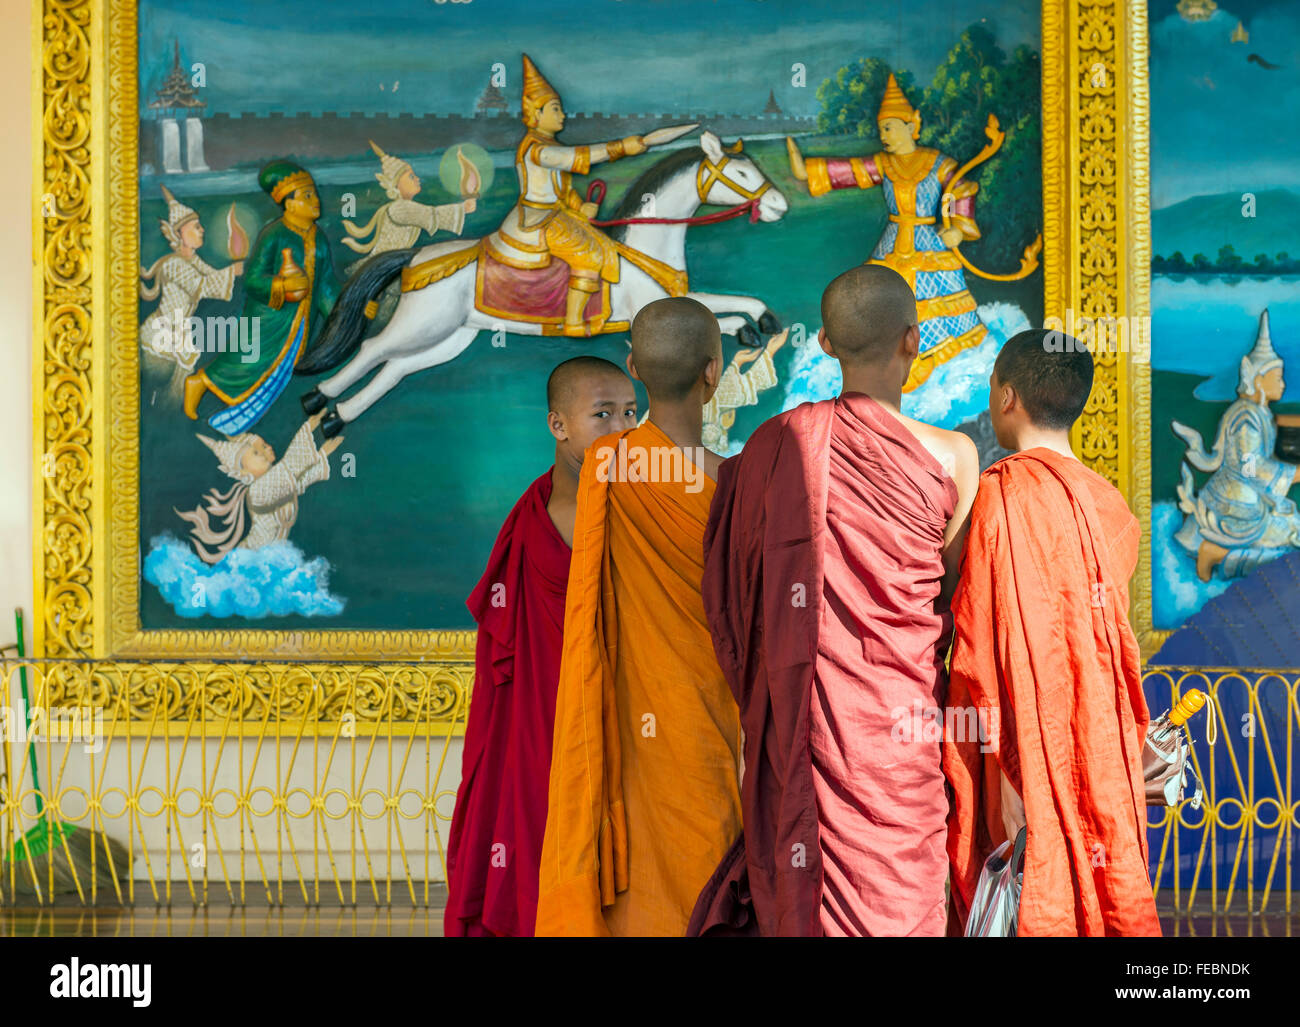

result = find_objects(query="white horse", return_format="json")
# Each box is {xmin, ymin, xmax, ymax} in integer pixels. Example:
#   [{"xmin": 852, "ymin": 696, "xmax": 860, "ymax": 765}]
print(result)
[{"xmin": 298, "ymin": 130, "xmax": 788, "ymax": 434}]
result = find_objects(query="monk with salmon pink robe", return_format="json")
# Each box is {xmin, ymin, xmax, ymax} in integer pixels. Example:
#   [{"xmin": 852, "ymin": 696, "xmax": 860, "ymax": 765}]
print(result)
[
  {"xmin": 944, "ymin": 329, "xmax": 1160, "ymax": 936},
  {"xmin": 444, "ymin": 357, "xmax": 638, "ymax": 937},
  {"xmin": 689, "ymin": 265, "xmax": 979, "ymax": 937},
  {"xmin": 536, "ymin": 297, "xmax": 743, "ymax": 937}
]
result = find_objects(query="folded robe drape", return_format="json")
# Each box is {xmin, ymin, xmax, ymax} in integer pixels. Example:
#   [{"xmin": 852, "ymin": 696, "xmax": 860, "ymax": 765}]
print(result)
[
  {"xmin": 943, "ymin": 448, "xmax": 1161, "ymax": 937},
  {"xmin": 444, "ymin": 471, "xmax": 570, "ymax": 937},
  {"xmin": 689, "ymin": 394, "xmax": 956, "ymax": 936},
  {"xmin": 536, "ymin": 420, "xmax": 742, "ymax": 936}
]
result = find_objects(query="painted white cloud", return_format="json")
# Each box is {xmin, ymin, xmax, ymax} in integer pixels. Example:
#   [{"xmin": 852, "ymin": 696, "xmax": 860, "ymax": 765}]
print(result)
[{"xmin": 144, "ymin": 534, "xmax": 346, "ymax": 619}]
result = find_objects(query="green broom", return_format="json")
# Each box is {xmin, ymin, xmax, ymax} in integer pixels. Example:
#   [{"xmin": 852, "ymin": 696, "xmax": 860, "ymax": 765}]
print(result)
[{"xmin": 2, "ymin": 608, "xmax": 128, "ymax": 901}]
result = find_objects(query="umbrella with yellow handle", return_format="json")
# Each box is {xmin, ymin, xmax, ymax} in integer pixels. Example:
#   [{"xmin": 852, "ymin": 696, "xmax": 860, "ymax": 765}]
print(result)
[{"xmin": 1144, "ymin": 688, "xmax": 1213, "ymax": 808}]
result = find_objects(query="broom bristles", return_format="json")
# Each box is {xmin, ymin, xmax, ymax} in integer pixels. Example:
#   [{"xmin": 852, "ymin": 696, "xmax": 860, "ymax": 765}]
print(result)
[
  {"xmin": 5, "ymin": 819, "xmax": 72, "ymax": 860},
  {"xmin": 4, "ymin": 822, "xmax": 131, "ymax": 899}
]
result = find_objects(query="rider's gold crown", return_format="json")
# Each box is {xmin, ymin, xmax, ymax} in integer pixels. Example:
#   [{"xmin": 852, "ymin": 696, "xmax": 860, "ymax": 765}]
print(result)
[{"xmin": 521, "ymin": 54, "xmax": 560, "ymax": 129}]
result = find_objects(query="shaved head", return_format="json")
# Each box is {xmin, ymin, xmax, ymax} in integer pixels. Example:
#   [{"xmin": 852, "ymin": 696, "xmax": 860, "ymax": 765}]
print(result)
[
  {"xmin": 629, "ymin": 297, "xmax": 722, "ymax": 402},
  {"xmin": 546, "ymin": 355, "xmax": 629, "ymax": 414},
  {"xmin": 994, "ymin": 329, "xmax": 1093, "ymax": 430},
  {"xmin": 821, "ymin": 264, "xmax": 918, "ymax": 366}
]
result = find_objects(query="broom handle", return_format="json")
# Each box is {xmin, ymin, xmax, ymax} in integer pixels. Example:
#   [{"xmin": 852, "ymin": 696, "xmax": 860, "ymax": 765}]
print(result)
[{"xmin": 14, "ymin": 607, "xmax": 44, "ymax": 817}]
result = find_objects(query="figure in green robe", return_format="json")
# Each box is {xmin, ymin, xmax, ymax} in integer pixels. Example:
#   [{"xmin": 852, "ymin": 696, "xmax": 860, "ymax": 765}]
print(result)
[{"xmin": 184, "ymin": 160, "xmax": 340, "ymax": 435}]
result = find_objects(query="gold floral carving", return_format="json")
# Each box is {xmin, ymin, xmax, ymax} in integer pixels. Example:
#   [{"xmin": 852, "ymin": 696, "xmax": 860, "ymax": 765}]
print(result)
[
  {"xmin": 37, "ymin": 0, "xmax": 94, "ymax": 660},
  {"xmin": 24, "ymin": 658, "xmax": 471, "ymax": 730}
]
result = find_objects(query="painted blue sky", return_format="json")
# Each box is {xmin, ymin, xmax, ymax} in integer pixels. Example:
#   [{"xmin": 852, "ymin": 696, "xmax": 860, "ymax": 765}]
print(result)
[
  {"xmin": 139, "ymin": 0, "xmax": 1039, "ymax": 118},
  {"xmin": 1151, "ymin": 1, "xmax": 1300, "ymax": 207}
]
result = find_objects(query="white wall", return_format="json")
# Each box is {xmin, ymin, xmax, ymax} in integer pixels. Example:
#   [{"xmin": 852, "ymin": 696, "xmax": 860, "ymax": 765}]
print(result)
[
  {"xmin": 23, "ymin": 738, "xmax": 459, "ymax": 886},
  {"xmin": 0, "ymin": 0, "xmax": 33, "ymax": 638}
]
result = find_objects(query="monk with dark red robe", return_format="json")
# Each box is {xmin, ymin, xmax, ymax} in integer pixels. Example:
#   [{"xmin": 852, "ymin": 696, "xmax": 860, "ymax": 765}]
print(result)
[
  {"xmin": 444, "ymin": 356, "xmax": 638, "ymax": 937},
  {"xmin": 690, "ymin": 266, "xmax": 979, "ymax": 936},
  {"xmin": 536, "ymin": 297, "xmax": 743, "ymax": 937},
  {"xmin": 944, "ymin": 329, "xmax": 1161, "ymax": 936}
]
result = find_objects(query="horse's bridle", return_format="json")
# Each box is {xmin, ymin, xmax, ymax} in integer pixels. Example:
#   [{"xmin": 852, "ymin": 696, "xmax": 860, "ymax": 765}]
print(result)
[
  {"xmin": 587, "ymin": 144, "xmax": 773, "ymax": 228},
  {"xmin": 696, "ymin": 153, "xmax": 773, "ymax": 206}
]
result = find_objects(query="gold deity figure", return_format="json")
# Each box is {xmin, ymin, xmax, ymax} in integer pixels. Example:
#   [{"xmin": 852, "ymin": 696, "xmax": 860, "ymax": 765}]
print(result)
[
  {"xmin": 486, "ymin": 55, "xmax": 650, "ymax": 336},
  {"xmin": 787, "ymin": 73, "xmax": 1032, "ymax": 392},
  {"xmin": 1174, "ymin": 310, "xmax": 1300, "ymax": 581}
]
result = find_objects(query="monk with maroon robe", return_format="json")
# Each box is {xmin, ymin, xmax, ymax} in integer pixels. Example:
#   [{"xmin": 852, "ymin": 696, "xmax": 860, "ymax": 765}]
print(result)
[
  {"xmin": 444, "ymin": 356, "xmax": 638, "ymax": 937},
  {"xmin": 944, "ymin": 330, "xmax": 1161, "ymax": 936},
  {"xmin": 689, "ymin": 265, "xmax": 979, "ymax": 936}
]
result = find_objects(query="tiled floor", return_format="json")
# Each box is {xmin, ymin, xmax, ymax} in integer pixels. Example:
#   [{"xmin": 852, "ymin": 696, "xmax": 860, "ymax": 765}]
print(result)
[
  {"xmin": 1, "ymin": 891, "xmax": 1294, "ymax": 937},
  {"xmin": 0, "ymin": 885, "xmax": 451, "ymax": 937},
  {"xmin": 1158, "ymin": 908, "xmax": 1297, "ymax": 938}
]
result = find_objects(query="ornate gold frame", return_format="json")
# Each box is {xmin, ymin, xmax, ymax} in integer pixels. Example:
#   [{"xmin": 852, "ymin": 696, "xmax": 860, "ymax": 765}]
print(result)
[{"xmin": 33, "ymin": 0, "xmax": 1155, "ymax": 718}]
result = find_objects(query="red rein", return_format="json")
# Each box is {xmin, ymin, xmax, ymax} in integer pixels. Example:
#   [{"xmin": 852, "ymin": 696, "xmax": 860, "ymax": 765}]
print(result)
[{"xmin": 584, "ymin": 179, "xmax": 762, "ymax": 227}]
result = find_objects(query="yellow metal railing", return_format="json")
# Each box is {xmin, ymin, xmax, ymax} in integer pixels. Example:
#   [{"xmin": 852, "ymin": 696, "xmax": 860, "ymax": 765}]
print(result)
[
  {"xmin": 0, "ymin": 655, "xmax": 468, "ymax": 907},
  {"xmin": 2, "ymin": 657, "xmax": 1294, "ymax": 910},
  {"xmin": 1144, "ymin": 669, "xmax": 1297, "ymax": 914}
]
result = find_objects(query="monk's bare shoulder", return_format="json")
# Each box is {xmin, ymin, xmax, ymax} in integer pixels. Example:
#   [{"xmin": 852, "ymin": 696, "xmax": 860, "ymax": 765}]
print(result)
[
  {"xmin": 895, "ymin": 418, "xmax": 979, "ymax": 603},
  {"xmin": 892, "ymin": 413, "xmax": 978, "ymax": 494}
]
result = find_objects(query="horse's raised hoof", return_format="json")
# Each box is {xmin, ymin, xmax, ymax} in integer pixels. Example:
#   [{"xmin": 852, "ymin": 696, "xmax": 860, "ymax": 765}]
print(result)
[
  {"xmin": 736, "ymin": 323, "xmax": 762, "ymax": 348},
  {"xmin": 321, "ymin": 409, "xmax": 346, "ymax": 439},
  {"xmin": 757, "ymin": 310, "xmax": 782, "ymax": 335},
  {"xmin": 301, "ymin": 388, "xmax": 328, "ymax": 416}
]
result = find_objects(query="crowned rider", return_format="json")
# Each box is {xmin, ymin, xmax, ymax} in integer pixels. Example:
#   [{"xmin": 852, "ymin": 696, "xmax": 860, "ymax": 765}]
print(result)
[{"xmin": 487, "ymin": 55, "xmax": 659, "ymax": 337}]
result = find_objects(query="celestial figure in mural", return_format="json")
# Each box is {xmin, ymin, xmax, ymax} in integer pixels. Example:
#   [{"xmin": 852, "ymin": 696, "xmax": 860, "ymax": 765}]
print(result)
[
  {"xmin": 445, "ymin": 357, "xmax": 639, "ymax": 938},
  {"xmin": 342, "ymin": 141, "xmax": 476, "ymax": 258},
  {"xmin": 139, "ymin": 186, "xmax": 245, "ymax": 389},
  {"xmin": 1173, "ymin": 310, "xmax": 1300, "ymax": 581},
  {"xmin": 703, "ymin": 330, "xmax": 786, "ymax": 453},
  {"xmin": 297, "ymin": 126, "xmax": 787, "ymax": 436},
  {"xmin": 183, "ymin": 160, "xmax": 341, "ymax": 435},
  {"xmin": 786, "ymin": 73, "xmax": 1040, "ymax": 392},
  {"xmin": 175, "ymin": 411, "xmax": 342, "ymax": 563},
  {"xmin": 538, "ymin": 298, "xmax": 741, "ymax": 937},
  {"xmin": 341, "ymin": 141, "xmax": 476, "ymax": 325}
]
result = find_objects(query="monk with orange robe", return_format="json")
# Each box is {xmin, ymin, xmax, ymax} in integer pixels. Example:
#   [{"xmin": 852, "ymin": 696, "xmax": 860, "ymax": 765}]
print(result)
[
  {"xmin": 690, "ymin": 266, "xmax": 979, "ymax": 936},
  {"xmin": 444, "ymin": 356, "xmax": 638, "ymax": 937},
  {"xmin": 536, "ymin": 297, "xmax": 743, "ymax": 936},
  {"xmin": 943, "ymin": 329, "xmax": 1161, "ymax": 936}
]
